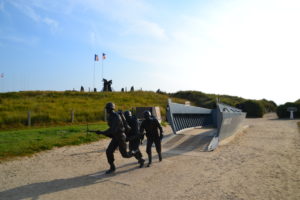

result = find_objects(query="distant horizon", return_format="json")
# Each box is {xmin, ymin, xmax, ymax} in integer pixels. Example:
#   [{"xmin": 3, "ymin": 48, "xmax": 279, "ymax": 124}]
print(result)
[{"xmin": 1, "ymin": 0, "xmax": 299, "ymax": 106}]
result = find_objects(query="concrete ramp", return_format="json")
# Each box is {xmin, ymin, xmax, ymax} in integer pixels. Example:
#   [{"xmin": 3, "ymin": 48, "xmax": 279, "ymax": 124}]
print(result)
[
  {"xmin": 167, "ymin": 99, "xmax": 246, "ymax": 151},
  {"xmin": 162, "ymin": 128, "xmax": 217, "ymax": 156}
]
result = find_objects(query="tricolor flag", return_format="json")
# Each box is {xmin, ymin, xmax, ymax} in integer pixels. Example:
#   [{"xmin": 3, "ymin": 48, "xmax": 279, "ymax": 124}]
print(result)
[
  {"xmin": 95, "ymin": 54, "xmax": 99, "ymax": 61},
  {"xmin": 102, "ymin": 53, "xmax": 106, "ymax": 60}
]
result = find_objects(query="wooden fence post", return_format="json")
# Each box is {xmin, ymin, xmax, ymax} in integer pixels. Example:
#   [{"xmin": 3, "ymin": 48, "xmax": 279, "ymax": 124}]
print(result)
[
  {"xmin": 71, "ymin": 110, "xmax": 75, "ymax": 123},
  {"xmin": 27, "ymin": 111, "xmax": 31, "ymax": 127}
]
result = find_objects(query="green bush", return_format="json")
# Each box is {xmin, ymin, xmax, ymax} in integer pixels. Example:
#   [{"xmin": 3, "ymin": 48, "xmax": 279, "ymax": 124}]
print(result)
[
  {"xmin": 259, "ymin": 99, "xmax": 277, "ymax": 112},
  {"xmin": 238, "ymin": 100, "xmax": 265, "ymax": 118},
  {"xmin": 172, "ymin": 91, "xmax": 216, "ymax": 108},
  {"xmin": 276, "ymin": 102, "xmax": 300, "ymax": 118}
]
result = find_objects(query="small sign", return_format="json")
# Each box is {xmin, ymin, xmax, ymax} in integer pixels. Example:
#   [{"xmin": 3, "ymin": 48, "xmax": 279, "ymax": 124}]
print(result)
[
  {"xmin": 287, "ymin": 107, "xmax": 297, "ymax": 120},
  {"xmin": 185, "ymin": 101, "xmax": 191, "ymax": 106}
]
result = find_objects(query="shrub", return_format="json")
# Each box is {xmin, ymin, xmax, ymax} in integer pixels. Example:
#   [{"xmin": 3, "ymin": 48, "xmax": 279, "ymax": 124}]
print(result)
[
  {"xmin": 276, "ymin": 102, "xmax": 300, "ymax": 118},
  {"xmin": 259, "ymin": 99, "xmax": 277, "ymax": 112},
  {"xmin": 238, "ymin": 100, "xmax": 264, "ymax": 118},
  {"xmin": 172, "ymin": 91, "xmax": 216, "ymax": 108}
]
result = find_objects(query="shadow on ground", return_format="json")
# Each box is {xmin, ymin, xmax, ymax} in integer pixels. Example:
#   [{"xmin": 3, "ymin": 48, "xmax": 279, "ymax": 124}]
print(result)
[
  {"xmin": 0, "ymin": 162, "xmax": 140, "ymax": 200},
  {"xmin": 0, "ymin": 128, "xmax": 215, "ymax": 200}
]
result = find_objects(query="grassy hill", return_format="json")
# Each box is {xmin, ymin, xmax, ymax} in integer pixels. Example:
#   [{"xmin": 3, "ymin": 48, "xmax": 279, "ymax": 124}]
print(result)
[
  {"xmin": 171, "ymin": 90, "xmax": 277, "ymax": 112},
  {"xmin": 0, "ymin": 91, "xmax": 185, "ymax": 130},
  {"xmin": 0, "ymin": 90, "xmax": 281, "ymax": 130},
  {"xmin": 0, "ymin": 90, "xmax": 282, "ymax": 160}
]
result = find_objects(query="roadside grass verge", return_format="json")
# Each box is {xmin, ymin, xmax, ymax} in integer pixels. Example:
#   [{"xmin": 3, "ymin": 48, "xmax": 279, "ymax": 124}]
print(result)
[{"xmin": 0, "ymin": 123, "xmax": 107, "ymax": 161}]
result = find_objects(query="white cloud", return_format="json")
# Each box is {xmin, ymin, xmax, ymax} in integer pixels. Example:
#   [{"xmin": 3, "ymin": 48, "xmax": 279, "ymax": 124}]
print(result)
[
  {"xmin": 68, "ymin": 0, "xmax": 166, "ymax": 40},
  {"xmin": 123, "ymin": 20, "xmax": 167, "ymax": 40},
  {"xmin": 0, "ymin": 1, "xmax": 4, "ymax": 12},
  {"xmin": 0, "ymin": 35, "xmax": 39, "ymax": 46},
  {"xmin": 10, "ymin": 1, "xmax": 40, "ymax": 21},
  {"xmin": 43, "ymin": 17, "xmax": 59, "ymax": 32},
  {"xmin": 111, "ymin": 0, "xmax": 300, "ymax": 104},
  {"xmin": 9, "ymin": 1, "xmax": 59, "ymax": 32}
]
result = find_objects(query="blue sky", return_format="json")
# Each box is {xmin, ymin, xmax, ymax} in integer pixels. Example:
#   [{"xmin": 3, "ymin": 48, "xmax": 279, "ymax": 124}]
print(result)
[{"xmin": 0, "ymin": 0, "xmax": 299, "ymax": 105}]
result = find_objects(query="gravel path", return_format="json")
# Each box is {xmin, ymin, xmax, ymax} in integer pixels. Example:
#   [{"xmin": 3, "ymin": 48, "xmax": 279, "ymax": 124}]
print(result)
[{"xmin": 1, "ymin": 113, "xmax": 299, "ymax": 200}]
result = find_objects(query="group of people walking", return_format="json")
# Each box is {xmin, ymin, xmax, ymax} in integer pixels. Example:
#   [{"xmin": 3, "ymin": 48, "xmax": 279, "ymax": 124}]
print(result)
[{"xmin": 95, "ymin": 102, "xmax": 164, "ymax": 174}]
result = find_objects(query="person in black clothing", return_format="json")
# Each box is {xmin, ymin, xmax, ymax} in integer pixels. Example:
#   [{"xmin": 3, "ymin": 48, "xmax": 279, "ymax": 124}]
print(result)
[
  {"xmin": 139, "ymin": 110, "xmax": 163, "ymax": 167},
  {"xmin": 124, "ymin": 111, "xmax": 145, "ymax": 168},
  {"xmin": 96, "ymin": 102, "xmax": 133, "ymax": 174}
]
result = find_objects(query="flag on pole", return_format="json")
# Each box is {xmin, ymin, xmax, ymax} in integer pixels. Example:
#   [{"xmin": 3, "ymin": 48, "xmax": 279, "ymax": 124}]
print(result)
[
  {"xmin": 95, "ymin": 54, "xmax": 99, "ymax": 61},
  {"xmin": 0, "ymin": 73, "xmax": 3, "ymax": 78},
  {"xmin": 102, "ymin": 53, "xmax": 106, "ymax": 60}
]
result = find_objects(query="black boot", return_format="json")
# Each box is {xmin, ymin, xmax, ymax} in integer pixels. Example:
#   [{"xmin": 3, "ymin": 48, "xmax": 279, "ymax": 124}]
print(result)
[
  {"xmin": 106, "ymin": 164, "xmax": 116, "ymax": 174},
  {"xmin": 134, "ymin": 150, "xmax": 145, "ymax": 168},
  {"xmin": 139, "ymin": 158, "xmax": 145, "ymax": 168},
  {"xmin": 147, "ymin": 154, "xmax": 152, "ymax": 167},
  {"xmin": 158, "ymin": 153, "xmax": 162, "ymax": 162}
]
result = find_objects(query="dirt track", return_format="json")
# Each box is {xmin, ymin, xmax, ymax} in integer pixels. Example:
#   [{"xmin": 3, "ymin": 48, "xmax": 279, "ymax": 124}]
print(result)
[{"xmin": 1, "ymin": 113, "xmax": 299, "ymax": 200}]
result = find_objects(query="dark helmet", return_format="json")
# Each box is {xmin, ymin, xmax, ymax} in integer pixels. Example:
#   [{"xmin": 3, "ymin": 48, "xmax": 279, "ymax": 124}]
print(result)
[
  {"xmin": 143, "ymin": 110, "xmax": 151, "ymax": 119},
  {"xmin": 124, "ymin": 111, "xmax": 132, "ymax": 119},
  {"xmin": 105, "ymin": 102, "xmax": 115, "ymax": 110}
]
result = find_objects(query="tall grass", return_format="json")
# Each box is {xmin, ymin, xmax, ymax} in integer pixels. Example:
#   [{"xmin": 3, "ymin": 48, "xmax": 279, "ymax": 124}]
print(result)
[{"xmin": 0, "ymin": 91, "xmax": 185, "ymax": 129}]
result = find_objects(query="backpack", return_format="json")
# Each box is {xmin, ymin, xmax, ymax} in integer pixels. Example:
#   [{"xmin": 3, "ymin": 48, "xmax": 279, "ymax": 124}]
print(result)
[{"xmin": 118, "ymin": 111, "xmax": 131, "ymax": 134}]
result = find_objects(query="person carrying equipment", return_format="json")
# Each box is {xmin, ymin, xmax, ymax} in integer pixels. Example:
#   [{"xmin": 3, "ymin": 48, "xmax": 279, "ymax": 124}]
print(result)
[
  {"xmin": 124, "ymin": 110, "xmax": 145, "ymax": 168},
  {"xmin": 139, "ymin": 110, "xmax": 163, "ymax": 167},
  {"xmin": 94, "ymin": 102, "xmax": 133, "ymax": 174}
]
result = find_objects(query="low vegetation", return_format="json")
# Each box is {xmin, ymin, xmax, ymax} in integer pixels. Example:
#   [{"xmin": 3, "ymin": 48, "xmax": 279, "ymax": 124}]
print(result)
[
  {"xmin": 171, "ymin": 91, "xmax": 277, "ymax": 118},
  {"xmin": 0, "ymin": 123, "xmax": 107, "ymax": 161},
  {"xmin": 237, "ymin": 100, "xmax": 264, "ymax": 118},
  {"xmin": 0, "ymin": 91, "xmax": 185, "ymax": 130},
  {"xmin": 0, "ymin": 90, "xmax": 286, "ymax": 160},
  {"xmin": 276, "ymin": 101, "xmax": 300, "ymax": 119}
]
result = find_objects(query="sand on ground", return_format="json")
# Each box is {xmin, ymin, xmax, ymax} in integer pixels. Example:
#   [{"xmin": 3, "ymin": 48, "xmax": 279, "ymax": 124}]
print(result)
[{"xmin": 0, "ymin": 113, "xmax": 299, "ymax": 200}]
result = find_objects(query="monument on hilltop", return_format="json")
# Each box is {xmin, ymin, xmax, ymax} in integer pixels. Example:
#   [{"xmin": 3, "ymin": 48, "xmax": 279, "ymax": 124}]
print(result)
[{"xmin": 102, "ymin": 79, "xmax": 112, "ymax": 92}]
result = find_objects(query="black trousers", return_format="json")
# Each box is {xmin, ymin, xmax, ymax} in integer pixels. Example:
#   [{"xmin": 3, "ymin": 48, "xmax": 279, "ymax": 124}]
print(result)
[
  {"xmin": 129, "ymin": 138, "xmax": 143, "ymax": 161},
  {"xmin": 106, "ymin": 137, "xmax": 131, "ymax": 166},
  {"xmin": 146, "ymin": 137, "xmax": 161, "ymax": 156}
]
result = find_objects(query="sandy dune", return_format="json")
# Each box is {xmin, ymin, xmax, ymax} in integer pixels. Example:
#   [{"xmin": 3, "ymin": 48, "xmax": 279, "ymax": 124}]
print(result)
[{"xmin": 1, "ymin": 113, "xmax": 299, "ymax": 200}]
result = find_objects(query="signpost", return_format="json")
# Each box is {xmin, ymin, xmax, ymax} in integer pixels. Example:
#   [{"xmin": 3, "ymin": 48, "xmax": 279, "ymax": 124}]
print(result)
[{"xmin": 287, "ymin": 107, "xmax": 297, "ymax": 119}]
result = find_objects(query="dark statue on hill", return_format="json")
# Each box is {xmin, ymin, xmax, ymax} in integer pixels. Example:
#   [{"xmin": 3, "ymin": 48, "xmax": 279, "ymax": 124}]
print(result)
[{"xmin": 102, "ymin": 79, "xmax": 112, "ymax": 92}]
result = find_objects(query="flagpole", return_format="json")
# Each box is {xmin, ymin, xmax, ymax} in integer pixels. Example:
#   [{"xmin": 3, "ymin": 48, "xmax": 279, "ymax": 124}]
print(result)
[
  {"xmin": 102, "ymin": 58, "xmax": 104, "ymax": 80},
  {"xmin": 93, "ymin": 60, "xmax": 95, "ymax": 90}
]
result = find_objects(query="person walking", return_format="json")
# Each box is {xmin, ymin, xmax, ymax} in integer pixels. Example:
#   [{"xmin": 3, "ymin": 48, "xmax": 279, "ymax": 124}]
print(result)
[
  {"xmin": 139, "ymin": 110, "xmax": 163, "ymax": 167},
  {"xmin": 124, "ymin": 110, "xmax": 145, "ymax": 168}
]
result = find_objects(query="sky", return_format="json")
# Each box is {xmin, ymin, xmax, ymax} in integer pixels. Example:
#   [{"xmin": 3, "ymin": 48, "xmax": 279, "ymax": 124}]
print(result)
[{"xmin": 0, "ymin": 0, "xmax": 299, "ymax": 105}]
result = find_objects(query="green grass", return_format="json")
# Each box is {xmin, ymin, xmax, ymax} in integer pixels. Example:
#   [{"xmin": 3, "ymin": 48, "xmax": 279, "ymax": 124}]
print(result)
[
  {"xmin": 0, "ymin": 91, "xmax": 186, "ymax": 129},
  {"xmin": 172, "ymin": 91, "xmax": 277, "ymax": 113},
  {"xmin": 0, "ymin": 123, "xmax": 108, "ymax": 161},
  {"xmin": 0, "ymin": 90, "xmax": 283, "ymax": 160}
]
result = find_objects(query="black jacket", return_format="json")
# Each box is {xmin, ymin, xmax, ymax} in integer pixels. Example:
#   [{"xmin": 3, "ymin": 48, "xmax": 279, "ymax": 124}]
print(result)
[
  {"xmin": 126, "ymin": 116, "xmax": 139, "ymax": 138},
  {"xmin": 102, "ymin": 111, "xmax": 125, "ymax": 140},
  {"xmin": 140, "ymin": 117, "xmax": 163, "ymax": 139}
]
